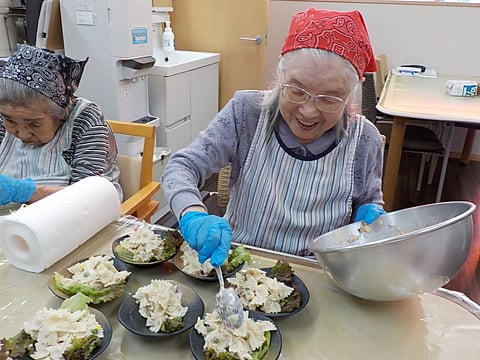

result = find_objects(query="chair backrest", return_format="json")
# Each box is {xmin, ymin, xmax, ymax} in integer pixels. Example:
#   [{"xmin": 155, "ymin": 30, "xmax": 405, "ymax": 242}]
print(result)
[
  {"xmin": 107, "ymin": 120, "xmax": 155, "ymax": 191},
  {"xmin": 375, "ymin": 53, "xmax": 389, "ymax": 98},
  {"xmin": 217, "ymin": 164, "xmax": 231, "ymax": 207},
  {"xmin": 107, "ymin": 120, "xmax": 160, "ymax": 221},
  {"xmin": 362, "ymin": 72, "xmax": 378, "ymax": 123}
]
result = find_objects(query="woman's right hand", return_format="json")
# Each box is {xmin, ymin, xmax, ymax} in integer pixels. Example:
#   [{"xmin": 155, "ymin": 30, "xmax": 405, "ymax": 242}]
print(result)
[
  {"xmin": 0, "ymin": 175, "xmax": 36, "ymax": 205},
  {"xmin": 178, "ymin": 210, "xmax": 232, "ymax": 267}
]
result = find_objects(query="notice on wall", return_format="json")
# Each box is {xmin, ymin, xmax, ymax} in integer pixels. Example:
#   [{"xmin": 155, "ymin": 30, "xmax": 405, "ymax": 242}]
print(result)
[
  {"xmin": 74, "ymin": 0, "xmax": 95, "ymax": 25},
  {"xmin": 74, "ymin": 0, "xmax": 94, "ymax": 11},
  {"xmin": 75, "ymin": 11, "xmax": 94, "ymax": 26}
]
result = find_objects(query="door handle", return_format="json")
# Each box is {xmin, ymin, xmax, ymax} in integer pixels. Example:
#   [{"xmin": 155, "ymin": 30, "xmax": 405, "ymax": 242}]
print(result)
[{"xmin": 240, "ymin": 35, "xmax": 262, "ymax": 44}]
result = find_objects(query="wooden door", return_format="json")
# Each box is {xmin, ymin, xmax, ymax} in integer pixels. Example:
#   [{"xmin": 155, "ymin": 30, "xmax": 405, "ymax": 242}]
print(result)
[{"xmin": 170, "ymin": 0, "xmax": 268, "ymax": 108}]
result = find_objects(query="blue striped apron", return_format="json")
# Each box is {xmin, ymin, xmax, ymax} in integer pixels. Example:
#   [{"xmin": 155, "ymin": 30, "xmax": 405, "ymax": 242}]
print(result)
[
  {"xmin": 226, "ymin": 111, "xmax": 365, "ymax": 256},
  {"xmin": 0, "ymin": 101, "xmax": 87, "ymax": 186}
]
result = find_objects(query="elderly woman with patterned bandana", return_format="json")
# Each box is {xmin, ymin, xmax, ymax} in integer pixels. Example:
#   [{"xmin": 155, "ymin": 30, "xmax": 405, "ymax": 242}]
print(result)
[
  {"xmin": 162, "ymin": 8, "xmax": 386, "ymax": 266},
  {"xmin": 0, "ymin": 44, "xmax": 122, "ymax": 206}
]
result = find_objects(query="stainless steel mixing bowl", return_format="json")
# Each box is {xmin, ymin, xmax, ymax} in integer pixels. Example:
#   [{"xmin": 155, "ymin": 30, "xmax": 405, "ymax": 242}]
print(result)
[{"xmin": 308, "ymin": 201, "xmax": 476, "ymax": 301}]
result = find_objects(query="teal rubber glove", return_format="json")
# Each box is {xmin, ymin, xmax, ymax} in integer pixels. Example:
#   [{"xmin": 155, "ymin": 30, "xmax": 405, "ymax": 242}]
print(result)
[
  {"xmin": 179, "ymin": 211, "xmax": 232, "ymax": 267},
  {"xmin": 0, "ymin": 175, "xmax": 36, "ymax": 206},
  {"xmin": 354, "ymin": 203, "xmax": 386, "ymax": 224}
]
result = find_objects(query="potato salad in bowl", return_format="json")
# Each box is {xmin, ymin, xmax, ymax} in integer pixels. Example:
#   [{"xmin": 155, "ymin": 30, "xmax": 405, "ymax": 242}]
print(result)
[
  {"xmin": 190, "ymin": 310, "xmax": 281, "ymax": 360},
  {"xmin": 228, "ymin": 268, "xmax": 294, "ymax": 314},
  {"xmin": 134, "ymin": 279, "xmax": 188, "ymax": 333},
  {"xmin": 227, "ymin": 260, "xmax": 310, "ymax": 317},
  {"xmin": 112, "ymin": 224, "xmax": 183, "ymax": 266},
  {"xmin": 0, "ymin": 293, "xmax": 111, "ymax": 360},
  {"xmin": 50, "ymin": 255, "xmax": 131, "ymax": 304},
  {"xmin": 117, "ymin": 279, "xmax": 205, "ymax": 337},
  {"xmin": 174, "ymin": 243, "xmax": 252, "ymax": 281}
]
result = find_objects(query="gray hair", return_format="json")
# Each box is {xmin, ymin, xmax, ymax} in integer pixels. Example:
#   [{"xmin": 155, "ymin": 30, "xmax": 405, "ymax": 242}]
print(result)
[
  {"xmin": 260, "ymin": 48, "xmax": 362, "ymax": 139},
  {"xmin": 0, "ymin": 78, "xmax": 67, "ymax": 121}
]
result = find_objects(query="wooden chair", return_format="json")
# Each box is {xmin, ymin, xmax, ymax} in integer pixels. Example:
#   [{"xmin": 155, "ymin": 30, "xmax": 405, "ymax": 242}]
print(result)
[
  {"xmin": 217, "ymin": 164, "xmax": 232, "ymax": 207},
  {"xmin": 107, "ymin": 120, "xmax": 161, "ymax": 222}
]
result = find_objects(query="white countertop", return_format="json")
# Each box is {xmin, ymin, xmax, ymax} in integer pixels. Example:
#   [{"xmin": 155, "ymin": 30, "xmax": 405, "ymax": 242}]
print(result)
[{"xmin": 150, "ymin": 50, "xmax": 220, "ymax": 76}]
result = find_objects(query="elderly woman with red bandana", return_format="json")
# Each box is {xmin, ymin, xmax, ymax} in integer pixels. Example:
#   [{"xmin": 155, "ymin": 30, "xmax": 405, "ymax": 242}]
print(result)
[
  {"xmin": 162, "ymin": 8, "xmax": 385, "ymax": 266},
  {"xmin": 0, "ymin": 44, "xmax": 121, "ymax": 207}
]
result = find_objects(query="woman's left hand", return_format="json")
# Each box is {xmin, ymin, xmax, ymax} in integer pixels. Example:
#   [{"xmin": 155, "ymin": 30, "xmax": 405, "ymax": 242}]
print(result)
[
  {"xmin": 354, "ymin": 203, "xmax": 386, "ymax": 224},
  {"xmin": 0, "ymin": 175, "xmax": 36, "ymax": 205}
]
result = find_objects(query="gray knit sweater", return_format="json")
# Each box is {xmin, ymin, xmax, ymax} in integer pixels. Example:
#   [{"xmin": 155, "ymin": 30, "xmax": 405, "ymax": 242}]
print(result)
[{"xmin": 162, "ymin": 90, "xmax": 384, "ymax": 220}]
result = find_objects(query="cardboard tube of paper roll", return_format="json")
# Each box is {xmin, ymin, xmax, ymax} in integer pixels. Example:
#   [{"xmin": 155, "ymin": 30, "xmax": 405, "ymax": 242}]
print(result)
[{"xmin": 0, "ymin": 176, "xmax": 121, "ymax": 273}]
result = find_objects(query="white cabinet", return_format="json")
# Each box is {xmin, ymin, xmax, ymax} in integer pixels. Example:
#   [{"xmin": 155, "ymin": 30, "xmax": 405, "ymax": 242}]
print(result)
[
  {"xmin": 148, "ymin": 51, "xmax": 220, "ymax": 154},
  {"xmin": 191, "ymin": 64, "xmax": 220, "ymax": 139}
]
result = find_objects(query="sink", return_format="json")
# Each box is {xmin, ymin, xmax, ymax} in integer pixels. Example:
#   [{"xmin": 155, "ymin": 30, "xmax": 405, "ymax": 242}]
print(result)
[{"xmin": 150, "ymin": 50, "xmax": 220, "ymax": 76}]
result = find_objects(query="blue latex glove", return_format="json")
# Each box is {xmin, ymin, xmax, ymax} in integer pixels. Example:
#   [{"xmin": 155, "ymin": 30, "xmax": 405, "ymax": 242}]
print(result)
[
  {"xmin": 0, "ymin": 175, "xmax": 36, "ymax": 206},
  {"xmin": 179, "ymin": 211, "xmax": 232, "ymax": 267},
  {"xmin": 354, "ymin": 203, "xmax": 386, "ymax": 224}
]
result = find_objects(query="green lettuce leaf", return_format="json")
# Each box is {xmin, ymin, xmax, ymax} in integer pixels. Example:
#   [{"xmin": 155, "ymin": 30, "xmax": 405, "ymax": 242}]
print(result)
[
  {"xmin": 222, "ymin": 245, "xmax": 253, "ymax": 273},
  {"xmin": 54, "ymin": 272, "xmax": 126, "ymax": 304},
  {"xmin": 204, "ymin": 330, "xmax": 272, "ymax": 360},
  {"xmin": 0, "ymin": 330, "xmax": 34, "ymax": 360},
  {"xmin": 0, "ymin": 294, "xmax": 101, "ymax": 360}
]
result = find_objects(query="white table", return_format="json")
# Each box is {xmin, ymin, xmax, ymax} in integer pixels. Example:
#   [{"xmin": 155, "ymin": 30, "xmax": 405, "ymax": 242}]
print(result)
[
  {"xmin": 377, "ymin": 73, "xmax": 480, "ymax": 211},
  {"xmin": 1, "ymin": 222, "xmax": 480, "ymax": 359}
]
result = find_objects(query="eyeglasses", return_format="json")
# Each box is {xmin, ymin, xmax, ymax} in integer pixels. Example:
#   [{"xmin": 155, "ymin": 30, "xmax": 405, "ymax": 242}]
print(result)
[{"xmin": 281, "ymin": 84, "xmax": 348, "ymax": 113}]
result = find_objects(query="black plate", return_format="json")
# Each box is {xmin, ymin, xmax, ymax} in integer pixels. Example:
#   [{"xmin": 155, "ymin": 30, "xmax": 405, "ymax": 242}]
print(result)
[
  {"xmin": 112, "ymin": 228, "xmax": 182, "ymax": 267},
  {"xmin": 13, "ymin": 307, "xmax": 112, "ymax": 360},
  {"xmin": 48, "ymin": 255, "xmax": 130, "ymax": 303},
  {"xmin": 233, "ymin": 267, "xmax": 310, "ymax": 318},
  {"xmin": 87, "ymin": 308, "xmax": 112, "ymax": 359},
  {"xmin": 189, "ymin": 311, "xmax": 281, "ymax": 360},
  {"xmin": 172, "ymin": 248, "xmax": 244, "ymax": 282},
  {"xmin": 117, "ymin": 280, "xmax": 204, "ymax": 337},
  {"xmin": 0, "ymin": 203, "xmax": 22, "ymax": 217}
]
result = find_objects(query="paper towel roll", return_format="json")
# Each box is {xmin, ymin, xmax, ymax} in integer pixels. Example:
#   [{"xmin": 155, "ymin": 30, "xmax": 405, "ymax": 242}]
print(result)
[{"xmin": 0, "ymin": 176, "xmax": 121, "ymax": 273}]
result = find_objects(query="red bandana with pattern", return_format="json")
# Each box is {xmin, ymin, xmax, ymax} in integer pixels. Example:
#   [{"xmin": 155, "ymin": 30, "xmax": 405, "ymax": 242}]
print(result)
[{"xmin": 281, "ymin": 8, "xmax": 377, "ymax": 79}]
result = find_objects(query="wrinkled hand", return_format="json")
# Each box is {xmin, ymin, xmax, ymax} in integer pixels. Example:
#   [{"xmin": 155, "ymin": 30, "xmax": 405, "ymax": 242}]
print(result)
[
  {"xmin": 354, "ymin": 203, "xmax": 386, "ymax": 224},
  {"xmin": 0, "ymin": 175, "xmax": 36, "ymax": 206},
  {"xmin": 179, "ymin": 211, "xmax": 232, "ymax": 267}
]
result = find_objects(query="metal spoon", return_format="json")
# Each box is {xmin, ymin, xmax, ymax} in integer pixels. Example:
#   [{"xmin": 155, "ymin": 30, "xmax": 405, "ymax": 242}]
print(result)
[{"xmin": 214, "ymin": 266, "xmax": 244, "ymax": 328}]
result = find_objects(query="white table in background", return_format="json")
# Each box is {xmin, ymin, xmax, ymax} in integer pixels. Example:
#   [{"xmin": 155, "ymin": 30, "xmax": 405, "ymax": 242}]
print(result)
[{"xmin": 377, "ymin": 73, "xmax": 480, "ymax": 211}]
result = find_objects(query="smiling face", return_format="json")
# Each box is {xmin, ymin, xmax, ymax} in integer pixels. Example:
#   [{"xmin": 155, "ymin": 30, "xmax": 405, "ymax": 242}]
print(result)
[
  {"xmin": 278, "ymin": 53, "xmax": 355, "ymax": 145},
  {"xmin": 0, "ymin": 99, "xmax": 64, "ymax": 147}
]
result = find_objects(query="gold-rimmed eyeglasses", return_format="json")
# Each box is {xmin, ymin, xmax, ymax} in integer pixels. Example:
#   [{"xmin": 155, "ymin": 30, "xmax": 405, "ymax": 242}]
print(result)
[{"xmin": 281, "ymin": 84, "xmax": 348, "ymax": 113}]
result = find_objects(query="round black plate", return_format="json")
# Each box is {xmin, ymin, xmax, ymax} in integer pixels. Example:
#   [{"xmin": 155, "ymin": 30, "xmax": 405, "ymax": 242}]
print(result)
[
  {"xmin": 48, "ymin": 255, "xmax": 130, "ymax": 303},
  {"xmin": 233, "ymin": 267, "xmax": 310, "ymax": 318},
  {"xmin": 14, "ymin": 307, "xmax": 112, "ymax": 360},
  {"xmin": 117, "ymin": 280, "xmax": 204, "ymax": 337},
  {"xmin": 189, "ymin": 311, "xmax": 281, "ymax": 360},
  {"xmin": 111, "ymin": 228, "xmax": 181, "ymax": 267},
  {"xmin": 88, "ymin": 308, "xmax": 113, "ymax": 359},
  {"xmin": 172, "ymin": 249, "xmax": 244, "ymax": 282}
]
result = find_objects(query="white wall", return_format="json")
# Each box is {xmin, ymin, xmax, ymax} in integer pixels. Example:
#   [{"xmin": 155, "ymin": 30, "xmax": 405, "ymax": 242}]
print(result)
[{"xmin": 267, "ymin": 1, "xmax": 480, "ymax": 156}]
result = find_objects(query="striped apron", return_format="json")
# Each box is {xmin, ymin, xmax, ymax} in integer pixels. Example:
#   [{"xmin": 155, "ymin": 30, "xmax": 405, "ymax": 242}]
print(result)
[
  {"xmin": 0, "ymin": 101, "xmax": 87, "ymax": 186},
  {"xmin": 226, "ymin": 111, "xmax": 365, "ymax": 256}
]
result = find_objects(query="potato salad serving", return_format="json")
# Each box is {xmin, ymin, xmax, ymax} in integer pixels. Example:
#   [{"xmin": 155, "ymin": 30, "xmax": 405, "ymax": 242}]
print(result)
[
  {"xmin": 53, "ymin": 255, "xmax": 131, "ymax": 304},
  {"xmin": 227, "ymin": 260, "xmax": 303, "ymax": 314},
  {"xmin": 180, "ymin": 243, "xmax": 252, "ymax": 277},
  {"xmin": 115, "ymin": 225, "xmax": 183, "ymax": 263},
  {"xmin": 133, "ymin": 279, "xmax": 188, "ymax": 333},
  {"xmin": 194, "ymin": 310, "xmax": 276, "ymax": 360},
  {"xmin": 0, "ymin": 293, "xmax": 105, "ymax": 360}
]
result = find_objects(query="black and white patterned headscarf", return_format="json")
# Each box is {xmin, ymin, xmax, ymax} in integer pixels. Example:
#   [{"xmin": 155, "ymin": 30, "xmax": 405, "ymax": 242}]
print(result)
[{"xmin": 0, "ymin": 44, "xmax": 88, "ymax": 108}]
